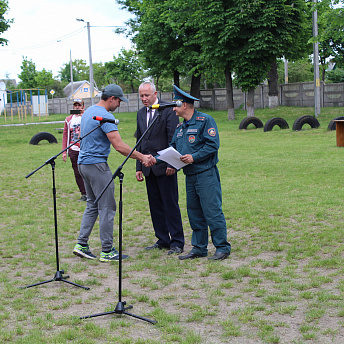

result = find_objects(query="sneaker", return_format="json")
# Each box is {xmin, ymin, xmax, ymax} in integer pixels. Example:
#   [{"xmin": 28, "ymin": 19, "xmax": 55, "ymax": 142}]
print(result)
[
  {"xmin": 78, "ymin": 195, "xmax": 87, "ymax": 202},
  {"xmin": 99, "ymin": 247, "xmax": 129, "ymax": 262},
  {"xmin": 73, "ymin": 244, "xmax": 96, "ymax": 259}
]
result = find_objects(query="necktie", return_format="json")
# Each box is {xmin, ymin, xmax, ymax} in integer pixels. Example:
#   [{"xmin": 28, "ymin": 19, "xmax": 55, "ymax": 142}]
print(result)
[{"xmin": 148, "ymin": 109, "xmax": 153, "ymax": 126}]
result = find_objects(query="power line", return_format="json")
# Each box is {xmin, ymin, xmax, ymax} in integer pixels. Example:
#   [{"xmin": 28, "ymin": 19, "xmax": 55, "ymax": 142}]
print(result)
[
  {"xmin": 0, "ymin": 25, "xmax": 125, "ymax": 53},
  {"xmin": 90, "ymin": 25, "xmax": 123, "ymax": 28},
  {"xmin": 0, "ymin": 27, "xmax": 86, "ymax": 52}
]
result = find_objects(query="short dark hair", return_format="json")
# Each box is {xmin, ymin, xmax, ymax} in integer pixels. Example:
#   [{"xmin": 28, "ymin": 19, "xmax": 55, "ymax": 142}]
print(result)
[
  {"xmin": 101, "ymin": 93, "xmax": 119, "ymax": 102},
  {"xmin": 101, "ymin": 93, "xmax": 112, "ymax": 101},
  {"xmin": 101, "ymin": 92, "xmax": 112, "ymax": 101}
]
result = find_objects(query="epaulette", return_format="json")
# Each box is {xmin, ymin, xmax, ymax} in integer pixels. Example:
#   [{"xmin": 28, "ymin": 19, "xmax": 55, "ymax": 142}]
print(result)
[{"xmin": 196, "ymin": 116, "xmax": 205, "ymax": 121}]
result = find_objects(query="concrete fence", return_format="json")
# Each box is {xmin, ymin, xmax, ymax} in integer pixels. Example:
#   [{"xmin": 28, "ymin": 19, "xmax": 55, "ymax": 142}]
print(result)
[
  {"xmin": 3, "ymin": 82, "xmax": 344, "ymax": 117},
  {"xmin": 200, "ymin": 82, "xmax": 344, "ymax": 110}
]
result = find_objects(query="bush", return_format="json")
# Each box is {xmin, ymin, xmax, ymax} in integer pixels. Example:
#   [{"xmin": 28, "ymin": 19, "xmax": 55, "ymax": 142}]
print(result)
[{"xmin": 326, "ymin": 68, "xmax": 344, "ymax": 83}]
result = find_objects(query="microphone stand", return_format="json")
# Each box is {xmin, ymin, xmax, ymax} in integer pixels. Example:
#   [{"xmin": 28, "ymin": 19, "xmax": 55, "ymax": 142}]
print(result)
[
  {"xmin": 80, "ymin": 111, "xmax": 162, "ymax": 324},
  {"xmin": 22, "ymin": 123, "xmax": 103, "ymax": 290}
]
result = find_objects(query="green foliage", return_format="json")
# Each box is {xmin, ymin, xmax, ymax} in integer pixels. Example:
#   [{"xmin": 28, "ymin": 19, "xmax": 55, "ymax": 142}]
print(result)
[
  {"xmin": 0, "ymin": 0, "xmax": 12, "ymax": 46},
  {"xmin": 58, "ymin": 59, "xmax": 89, "ymax": 83},
  {"xmin": 277, "ymin": 58, "xmax": 314, "ymax": 83},
  {"xmin": 17, "ymin": 57, "xmax": 38, "ymax": 89},
  {"xmin": 316, "ymin": 0, "xmax": 344, "ymax": 80},
  {"xmin": 48, "ymin": 79, "xmax": 66, "ymax": 98},
  {"xmin": 326, "ymin": 68, "xmax": 344, "ymax": 83},
  {"xmin": 202, "ymin": 67, "xmax": 226, "ymax": 89},
  {"xmin": 184, "ymin": 0, "xmax": 311, "ymax": 97},
  {"xmin": 92, "ymin": 62, "xmax": 107, "ymax": 89},
  {"xmin": 105, "ymin": 48, "xmax": 143, "ymax": 93},
  {"xmin": 16, "ymin": 58, "xmax": 64, "ymax": 97},
  {"xmin": 230, "ymin": 0, "xmax": 309, "ymax": 91},
  {"xmin": 116, "ymin": 0, "xmax": 202, "ymax": 89},
  {"xmin": 34, "ymin": 69, "xmax": 55, "ymax": 90}
]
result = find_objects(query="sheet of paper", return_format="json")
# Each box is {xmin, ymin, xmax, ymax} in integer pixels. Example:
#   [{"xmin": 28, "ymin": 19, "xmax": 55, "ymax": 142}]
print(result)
[{"xmin": 157, "ymin": 146, "xmax": 187, "ymax": 170}]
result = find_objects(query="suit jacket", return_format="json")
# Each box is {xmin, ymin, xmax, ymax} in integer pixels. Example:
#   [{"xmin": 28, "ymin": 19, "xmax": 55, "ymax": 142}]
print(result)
[{"xmin": 136, "ymin": 99, "xmax": 180, "ymax": 177}]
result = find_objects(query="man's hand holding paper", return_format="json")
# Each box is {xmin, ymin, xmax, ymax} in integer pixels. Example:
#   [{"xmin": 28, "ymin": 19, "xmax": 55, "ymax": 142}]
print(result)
[{"xmin": 157, "ymin": 146, "xmax": 188, "ymax": 170}]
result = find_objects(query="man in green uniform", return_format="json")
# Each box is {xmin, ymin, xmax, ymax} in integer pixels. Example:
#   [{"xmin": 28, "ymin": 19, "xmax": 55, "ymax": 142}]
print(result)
[{"xmin": 154, "ymin": 85, "xmax": 231, "ymax": 260}]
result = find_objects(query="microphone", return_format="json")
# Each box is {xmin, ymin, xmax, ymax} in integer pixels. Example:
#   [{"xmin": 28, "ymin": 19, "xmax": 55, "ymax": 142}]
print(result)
[
  {"xmin": 93, "ymin": 116, "xmax": 119, "ymax": 125},
  {"xmin": 149, "ymin": 101, "xmax": 182, "ymax": 110}
]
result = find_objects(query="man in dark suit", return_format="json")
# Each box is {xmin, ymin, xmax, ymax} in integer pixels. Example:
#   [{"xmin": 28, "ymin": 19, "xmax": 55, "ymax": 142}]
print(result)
[{"xmin": 136, "ymin": 81, "xmax": 184, "ymax": 255}]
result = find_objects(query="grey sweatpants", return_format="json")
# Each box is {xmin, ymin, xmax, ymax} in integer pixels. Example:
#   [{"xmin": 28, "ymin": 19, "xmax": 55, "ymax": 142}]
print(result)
[{"xmin": 77, "ymin": 163, "xmax": 116, "ymax": 251}]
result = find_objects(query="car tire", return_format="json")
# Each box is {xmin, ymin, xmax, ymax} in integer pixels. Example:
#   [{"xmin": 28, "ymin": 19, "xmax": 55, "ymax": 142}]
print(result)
[
  {"xmin": 292, "ymin": 115, "xmax": 320, "ymax": 131},
  {"xmin": 239, "ymin": 117, "xmax": 264, "ymax": 130},
  {"xmin": 327, "ymin": 116, "xmax": 344, "ymax": 131},
  {"xmin": 264, "ymin": 117, "xmax": 289, "ymax": 132},
  {"xmin": 29, "ymin": 132, "xmax": 58, "ymax": 145}
]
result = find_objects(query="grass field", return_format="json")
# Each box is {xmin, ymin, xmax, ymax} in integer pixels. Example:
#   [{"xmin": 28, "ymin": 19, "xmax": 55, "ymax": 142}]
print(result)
[{"xmin": 1, "ymin": 106, "xmax": 344, "ymax": 343}]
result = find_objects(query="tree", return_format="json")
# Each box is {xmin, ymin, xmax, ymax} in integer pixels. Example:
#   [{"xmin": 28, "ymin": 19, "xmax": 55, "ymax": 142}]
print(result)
[
  {"xmin": 105, "ymin": 48, "xmax": 143, "ymax": 93},
  {"xmin": 58, "ymin": 59, "xmax": 89, "ymax": 82},
  {"xmin": 192, "ymin": 0, "xmax": 239, "ymax": 119},
  {"xmin": 17, "ymin": 57, "xmax": 38, "ymax": 89},
  {"xmin": 277, "ymin": 58, "xmax": 314, "ymax": 83},
  {"xmin": 265, "ymin": 2, "xmax": 312, "ymax": 108},
  {"xmin": 35, "ymin": 69, "xmax": 55, "ymax": 90},
  {"xmin": 326, "ymin": 68, "xmax": 344, "ymax": 83},
  {"xmin": 0, "ymin": 0, "xmax": 12, "ymax": 46},
  {"xmin": 116, "ymin": 0, "xmax": 179, "ymax": 89},
  {"xmin": 229, "ymin": 0, "xmax": 309, "ymax": 115},
  {"xmin": 189, "ymin": 0, "xmax": 309, "ymax": 118},
  {"xmin": 92, "ymin": 62, "xmax": 107, "ymax": 89},
  {"xmin": 118, "ymin": 0, "xmax": 311, "ymax": 116},
  {"xmin": 316, "ymin": 0, "xmax": 344, "ymax": 81},
  {"xmin": 48, "ymin": 79, "xmax": 65, "ymax": 98},
  {"xmin": 116, "ymin": 0, "xmax": 203, "ymax": 93}
]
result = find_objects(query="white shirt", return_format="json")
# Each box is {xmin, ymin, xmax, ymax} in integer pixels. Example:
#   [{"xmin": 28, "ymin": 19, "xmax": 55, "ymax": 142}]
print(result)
[
  {"xmin": 147, "ymin": 98, "xmax": 158, "ymax": 126},
  {"xmin": 70, "ymin": 115, "xmax": 82, "ymax": 151}
]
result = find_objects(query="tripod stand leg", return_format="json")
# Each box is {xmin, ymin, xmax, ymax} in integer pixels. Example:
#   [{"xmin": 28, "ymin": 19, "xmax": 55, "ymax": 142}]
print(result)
[
  {"xmin": 21, "ymin": 279, "xmax": 55, "ymax": 289},
  {"xmin": 123, "ymin": 311, "xmax": 157, "ymax": 324},
  {"xmin": 60, "ymin": 279, "xmax": 90, "ymax": 290},
  {"xmin": 54, "ymin": 270, "xmax": 89, "ymax": 289},
  {"xmin": 80, "ymin": 310, "xmax": 118, "ymax": 320},
  {"xmin": 53, "ymin": 270, "xmax": 89, "ymax": 289},
  {"xmin": 80, "ymin": 301, "xmax": 156, "ymax": 323},
  {"xmin": 21, "ymin": 270, "xmax": 90, "ymax": 290}
]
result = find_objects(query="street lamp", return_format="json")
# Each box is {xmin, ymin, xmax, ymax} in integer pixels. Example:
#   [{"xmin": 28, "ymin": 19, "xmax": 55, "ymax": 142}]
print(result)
[{"xmin": 76, "ymin": 18, "xmax": 95, "ymax": 105}]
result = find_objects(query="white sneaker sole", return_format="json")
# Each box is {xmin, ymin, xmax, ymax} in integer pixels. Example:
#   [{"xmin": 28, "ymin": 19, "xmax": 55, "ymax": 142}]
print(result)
[
  {"xmin": 99, "ymin": 254, "xmax": 129, "ymax": 262},
  {"xmin": 73, "ymin": 249, "xmax": 96, "ymax": 260}
]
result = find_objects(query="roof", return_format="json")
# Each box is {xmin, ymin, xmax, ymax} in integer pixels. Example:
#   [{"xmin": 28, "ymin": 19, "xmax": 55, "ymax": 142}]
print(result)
[{"xmin": 63, "ymin": 80, "xmax": 100, "ymax": 99}]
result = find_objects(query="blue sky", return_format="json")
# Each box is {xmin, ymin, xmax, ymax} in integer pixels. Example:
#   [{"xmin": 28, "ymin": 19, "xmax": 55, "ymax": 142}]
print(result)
[{"xmin": 0, "ymin": 0, "xmax": 133, "ymax": 84}]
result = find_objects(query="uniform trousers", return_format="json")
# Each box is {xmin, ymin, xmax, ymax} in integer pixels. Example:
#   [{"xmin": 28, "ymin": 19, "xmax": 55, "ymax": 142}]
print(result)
[
  {"xmin": 78, "ymin": 163, "xmax": 116, "ymax": 251},
  {"xmin": 145, "ymin": 171, "xmax": 184, "ymax": 248},
  {"xmin": 185, "ymin": 166, "xmax": 231, "ymax": 256}
]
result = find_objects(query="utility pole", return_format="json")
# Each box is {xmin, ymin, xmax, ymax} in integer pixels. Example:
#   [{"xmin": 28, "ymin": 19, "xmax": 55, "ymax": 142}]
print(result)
[
  {"xmin": 76, "ymin": 18, "xmax": 95, "ymax": 105},
  {"xmin": 284, "ymin": 57, "xmax": 288, "ymax": 84},
  {"xmin": 70, "ymin": 50, "xmax": 74, "ymax": 99},
  {"xmin": 313, "ymin": 0, "xmax": 321, "ymax": 117},
  {"xmin": 86, "ymin": 21, "xmax": 95, "ymax": 105}
]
